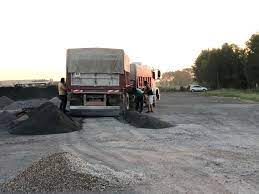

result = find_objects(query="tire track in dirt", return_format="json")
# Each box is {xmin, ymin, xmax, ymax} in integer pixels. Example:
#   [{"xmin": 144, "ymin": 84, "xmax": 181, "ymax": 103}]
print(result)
[
  {"xmin": 59, "ymin": 117, "xmax": 234, "ymax": 193},
  {"xmin": 60, "ymin": 118, "xmax": 145, "ymax": 170}
]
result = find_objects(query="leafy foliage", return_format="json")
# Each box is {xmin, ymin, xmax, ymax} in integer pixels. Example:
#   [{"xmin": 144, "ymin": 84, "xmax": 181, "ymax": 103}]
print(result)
[
  {"xmin": 246, "ymin": 34, "xmax": 259, "ymax": 88},
  {"xmin": 158, "ymin": 68, "xmax": 193, "ymax": 90},
  {"xmin": 193, "ymin": 34, "xmax": 259, "ymax": 89}
]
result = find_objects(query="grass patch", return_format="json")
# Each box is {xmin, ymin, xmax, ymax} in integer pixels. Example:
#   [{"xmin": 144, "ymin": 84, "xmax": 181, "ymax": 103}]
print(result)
[{"xmin": 204, "ymin": 89, "xmax": 259, "ymax": 102}]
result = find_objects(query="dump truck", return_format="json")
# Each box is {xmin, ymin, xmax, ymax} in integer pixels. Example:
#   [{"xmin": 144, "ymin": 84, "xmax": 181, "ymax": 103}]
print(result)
[
  {"xmin": 66, "ymin": 48, "xmax": 160, "ymax": 116},
  {"xmin": 130, "ymin": 62, "xmax": 161, "ymax": 105}
]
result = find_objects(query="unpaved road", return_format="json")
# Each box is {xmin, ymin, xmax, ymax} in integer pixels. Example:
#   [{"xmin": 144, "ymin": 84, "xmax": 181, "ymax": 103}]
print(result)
[{"xmin": 0, "ymin": 92, "xmax": 258, "ymax": 193}]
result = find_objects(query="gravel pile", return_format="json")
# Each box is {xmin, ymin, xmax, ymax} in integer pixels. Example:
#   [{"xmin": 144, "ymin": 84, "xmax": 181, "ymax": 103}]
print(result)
[
  {"xmin": 66, "ymin": 154, "xmax": 145, "ymax": 186},
  {"xmin": 0, "ymin": 111, "xmax": 16, "ymax": 130},
  {"xmin": 49, "ymin": 96, "xmax": 61, "ymax": 107},
  {"xmin": 3, "ymin": 99, "xmax": 48, "ymax": 110},
  {"xmin": 123, "ymin": 111, "xmax": 173, "ymax": 129},
  {"xmin": 0, "ymin": 152, "xmax": 144, "ymax": 192},
  {"xmin": 9, "ymin": 102, "xmax": 80, "ymax": 135},
  {"xmin": 0, "ymin": 96, "xmax": 14, "ymax": 109}
]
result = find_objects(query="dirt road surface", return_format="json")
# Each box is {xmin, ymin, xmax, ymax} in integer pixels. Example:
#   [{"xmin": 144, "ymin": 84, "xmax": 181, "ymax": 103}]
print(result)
[{"xmin": 0, "ymin": 93, "xmax": 258, "ymax": 193}]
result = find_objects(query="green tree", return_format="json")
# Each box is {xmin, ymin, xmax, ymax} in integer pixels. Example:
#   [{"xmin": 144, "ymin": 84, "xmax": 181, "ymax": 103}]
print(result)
[
  {"xmin": 171, "ymin": 68, "xmax": 193, "ymax": 86},
  {"xmin": 193, "ymin": 50, "xmax": 210, "ymax": 85},
  {"xmin": 246, "ymin": 34, "xmax": 259, "ymax": 88},
  {"xmin": 193, "ymin": 43, "xmax": 247, "ymax": 89},
  {"xmin": 219, "ymin": 44, "xmax": 247, "ymax": 88},
  {"xmin": 158, "ymin": 68, "xmax": 193, "ymax": 89},
  {"xmin": 193, "ymin": 49, "xmax": 221, "ymax": 88}
]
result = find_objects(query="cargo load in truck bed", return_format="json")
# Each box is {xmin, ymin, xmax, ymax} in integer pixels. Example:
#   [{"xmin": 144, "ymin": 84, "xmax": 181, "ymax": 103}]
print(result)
[{"xmin": 66, "ymin": 48, "xmax": 130, "ymax": 74}]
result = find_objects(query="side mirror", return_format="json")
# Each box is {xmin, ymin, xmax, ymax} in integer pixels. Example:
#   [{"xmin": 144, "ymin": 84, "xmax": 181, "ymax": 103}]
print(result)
[
  {"xmin": 157, "ymin": 70, "xmax": 161, "ymax": 79},
  {"xmin": 152, "ymin": 71, "xmax": 155, "ymax": 79}
]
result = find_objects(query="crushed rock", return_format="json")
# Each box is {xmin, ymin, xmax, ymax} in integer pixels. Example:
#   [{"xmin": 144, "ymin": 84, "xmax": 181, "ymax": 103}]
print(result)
[
  {"xmin": 122, "ymin": 111, "xmax": 173, "ymax": 129},
  {"xmin": 49, "ymin": 96, "xmax": 61, "ymax": 107},
  {"xmin": 66, "ymin": 153, "xmax": 145, "ymax": 186},
  {"xmin": 0, "ymin": 152, "xmax": 144, "ymax": 192},
  {"xmin": 9, "ymin": 102, "xmax": 80, "ymax": 135},
  {"xmin": 0, "ymin": 111, "xmax": 16, "ymax": 130},
  {"xmin": 3, "ymin": 99, "xmax": 48, "ymax": 110},
  {"xmin": 15, "ymin": 114, "xmax": 29, "ymax": 122},
  {"xmin": 0, "ymin": 96, "xmax": 14, "ymax": 109}
]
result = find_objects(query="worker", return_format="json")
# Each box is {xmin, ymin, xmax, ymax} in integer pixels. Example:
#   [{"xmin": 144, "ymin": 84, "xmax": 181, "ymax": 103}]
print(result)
[
  {"xmin": 58, "ymin": 78, "xmax": 67, "ymax": 113},
  {"xmin": 132, "ymin": 87, "xmax": 144, "ymax": 113},
  {"xmin": 144, "ymin": 81, "xmax": 154, "ymax": 113}
]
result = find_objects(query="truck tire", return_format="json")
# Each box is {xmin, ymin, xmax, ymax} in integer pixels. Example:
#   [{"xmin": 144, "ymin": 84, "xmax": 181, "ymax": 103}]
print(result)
[
  {"xmin": 125, "ymin": 93, "xmax": 130, "ymax": 110},
  {"xmin": 153, "ymin": 95, "xmax": 156, "ymax": 107},
  {"xmin": 122, "ymin": 93, "xmax": 130, "ymax": 112},
  {"xmin": 129, "ymin": 94, "xmax": 135, "ymax": 110},
  {"xmin": 156, "ymin": 89, "xmax": 160, "ymax": 100}
]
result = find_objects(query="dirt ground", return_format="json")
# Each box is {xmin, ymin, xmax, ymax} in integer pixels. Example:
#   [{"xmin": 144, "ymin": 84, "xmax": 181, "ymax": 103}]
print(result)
[{"xmin": 0, "ymin": 92, "xmax": 258, "ymax": 193}]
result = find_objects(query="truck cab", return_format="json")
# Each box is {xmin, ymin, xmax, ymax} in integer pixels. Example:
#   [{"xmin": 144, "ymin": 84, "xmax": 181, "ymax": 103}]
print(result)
[{"xmin": 130, "ymin": 62, "xmax": 161, "ymax": 102}]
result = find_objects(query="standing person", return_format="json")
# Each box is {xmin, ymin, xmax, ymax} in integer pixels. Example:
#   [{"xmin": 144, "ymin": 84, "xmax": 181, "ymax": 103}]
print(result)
[
  {"xmin": 144, "ymin": 81, "xmax": 154, "ymax": 113},
  {"xmin": 132, "ymin": 87, "xmax": 144, "ymax": 113},
  {"xmin": 58, "ymin": 78, "xmax": 67, "ymax": 113}
]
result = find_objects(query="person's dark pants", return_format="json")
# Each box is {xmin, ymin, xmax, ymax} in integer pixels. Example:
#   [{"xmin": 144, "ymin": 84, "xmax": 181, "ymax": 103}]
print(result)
[
  {"xmin": 59, "ymin": 95, "xmax": 67, "ymax": 113},
  {"xmin": 135, "ymin": 95, "xmax": 143, "ymax": 113}
]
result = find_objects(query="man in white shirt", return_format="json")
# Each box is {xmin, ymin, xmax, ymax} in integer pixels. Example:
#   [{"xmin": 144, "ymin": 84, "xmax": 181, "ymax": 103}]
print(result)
[
  {"xmin": 58, "ymin": 78, "xmax": 67, "ymax": 113},
  {"xmin": 144, "ymin": 81, "xmax": 154, "ymax": 113}
]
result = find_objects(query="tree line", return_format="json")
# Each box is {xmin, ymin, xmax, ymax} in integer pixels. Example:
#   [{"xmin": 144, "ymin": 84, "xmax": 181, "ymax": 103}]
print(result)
[
  {"xmin": 158, "ymin": 68, "xmax": 193, "ymax": 91},
  {"xmin": 193, "ymin": 34, "xmax": 259, "ymax": 89}
]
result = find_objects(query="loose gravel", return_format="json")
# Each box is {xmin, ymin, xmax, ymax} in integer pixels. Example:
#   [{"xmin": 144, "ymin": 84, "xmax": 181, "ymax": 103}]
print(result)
[
  {"xmin": 0, "ymin": 93, "xmax": 257, "ymax": 193},
  {"xmin": 0, "ymin": 152, "xmax": 143, "ymax": 192},
  {"xmin": 3, "ymin": 99, "xmax": 48, "ymax": 110},
  {"xmin": 49, "ymin": 96, "xmax": 61, "ymax": 107},
  {"xmin": 0, "ymin": 96, "xmax": 14, "ymax": 109},
  {"xmin": 66, "ymin": 154, "xmax": 145, "ymax": 186},
  {"xmin": 122, "ymin": 111, "xmax": 173, "ymax": 129},
  {"xmin": 0, "ymin": 111, "xmax": 16, "ymax": 130},
  {"xmin": 9, "ymin": 102, "xmax": 81, "ymax": 135}
]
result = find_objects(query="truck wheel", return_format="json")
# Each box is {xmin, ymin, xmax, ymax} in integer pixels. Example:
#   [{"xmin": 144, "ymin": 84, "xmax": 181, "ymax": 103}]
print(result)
[
  {"xmin": 153, "ymin": 95, "xmax": 156, "ymax": 107},
  {"xmin": 156, "ymin": 91, "xmax": 160, "ymax": 100},
  {"xmin": 125, "ymin": 93, "xmax": 130, "ymax": 110},
  {"xmin": 122, "ymin": 93, "xmax": 129, "ymax": 111}
]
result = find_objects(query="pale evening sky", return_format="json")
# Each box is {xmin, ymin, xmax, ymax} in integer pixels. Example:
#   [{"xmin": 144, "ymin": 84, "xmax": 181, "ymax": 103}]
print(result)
[{"xmin": 0, "ymin": 0, "xmax": 258, "ymax": 81}]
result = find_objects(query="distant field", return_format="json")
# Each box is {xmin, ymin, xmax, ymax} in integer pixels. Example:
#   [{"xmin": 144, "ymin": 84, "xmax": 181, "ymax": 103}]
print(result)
[{"xmin": 204, "ymin": 89, "xmax": 259, "ymax": 102}]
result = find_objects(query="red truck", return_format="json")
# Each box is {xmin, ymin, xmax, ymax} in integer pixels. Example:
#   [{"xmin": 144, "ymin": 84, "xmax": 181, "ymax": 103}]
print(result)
[
  {"xmin": 66, "ymin": 48, "xmax": 160, "ymax": 116},
  {"xmin": 130, "ymin": 62, "xmax": 161, "ymax": 104}
]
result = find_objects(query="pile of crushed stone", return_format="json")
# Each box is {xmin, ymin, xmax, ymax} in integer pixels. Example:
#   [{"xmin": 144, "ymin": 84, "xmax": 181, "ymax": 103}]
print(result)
[
  {"xmin": 0, "ymin": 152, "xmax": 144, "ymax": 192},
  {"xmin": 3, "ymin": 99, "xmax": 48, "ymax": 110},
  {"xmin": 9, "ymin": 102, "xmax": 80, "ymax": 135},
  {"xmin": 123, "ymin": 111, "xmax": 173, "ymax": 129},
  {"xmin": 0, "ymin": 111, "xmax": 16, "ymax": 130},
  {"xmin": 0, "ymin": 96, "xmax": 14, "ymax": 109},
  {"xmin": 49, "ymin": 96, "xmax": 61, "ymax": 107}
]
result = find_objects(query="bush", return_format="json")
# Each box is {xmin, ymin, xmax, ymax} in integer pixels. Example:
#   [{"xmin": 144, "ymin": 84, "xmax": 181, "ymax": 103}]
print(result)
[
  {"xmin": 179, "ymin": 86, "xmax": 185, "ymax": 92},
  {"xmin": 159, "ymin": 86, "xmax": 189, "ymax": 92},
  {"xmin": 159, "ymin": 87, "xmax": 177, "ymax": 92}
]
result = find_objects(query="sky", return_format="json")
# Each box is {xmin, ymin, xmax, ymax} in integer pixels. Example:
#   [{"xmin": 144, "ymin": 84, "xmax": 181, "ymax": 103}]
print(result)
[{"xmin": 0, "ymin": 0, "xmax": 258, "ymax": 81}]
